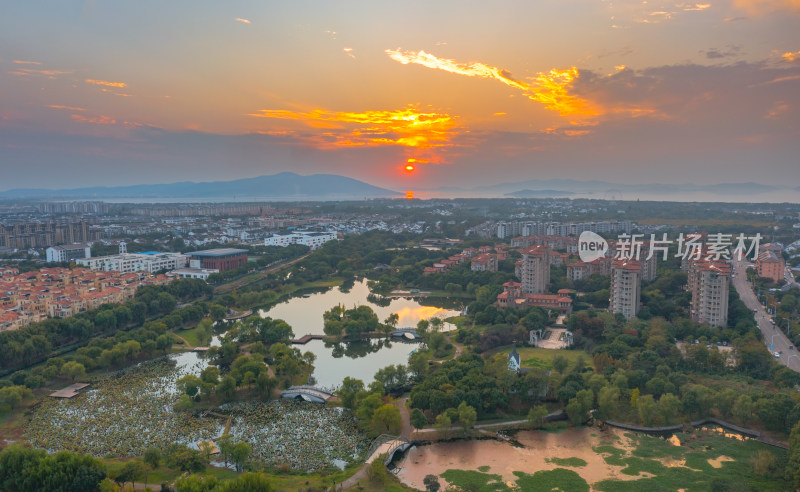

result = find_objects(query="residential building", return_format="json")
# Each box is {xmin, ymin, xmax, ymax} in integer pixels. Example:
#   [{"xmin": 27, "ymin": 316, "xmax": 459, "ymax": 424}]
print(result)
[
  {"xmin": 688, "ymin": 259, "xmax": 730, "ymax": 327},
  {"xmin": 609, "ymin": 259, "xmax": 641, "ymax": 320},
  {"xmin": 264, "ymin": 231, "xmax": 336, "ymax": 250},
  {"xmin": 471, "ymin": 253, "xmax": 498, "ymax": 272},
  {"xmin": 77, "ymin": 252, "xmax": 187, "ymax": 273},
  {"xmin": 496, "ymin": 281, "xmax": 573, "ymax": 314},
  {"xmin": 757, "ymin": 243, "xmax": 785, "ymax": 283},
  {"xmin": 46, "ymin": 243, "xmax": 91, "ymax": 263},
  {"xmin": 518, "ymin": 245, "xmax": 551, "ymax": 294}
]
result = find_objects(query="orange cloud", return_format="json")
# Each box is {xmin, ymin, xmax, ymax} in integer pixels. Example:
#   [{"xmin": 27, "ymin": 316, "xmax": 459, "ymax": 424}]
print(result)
[
  {"xmin": 85, "ymin": 79, "xmax": 127, "ymax": 88},
  {"xmin": 733, "ymin": 0, "xmax": 800, "ymax": 14},
  {"xmin": 10, "ymin": 68, "xmax": 70, "ymax": 78},
  {"xmin": 385, "ymin": 48, "xmax": 597, "ymax": 117},
  {"xmin": 71, "ymin": 114, "xmax": 116, "ymax": 125},
  {"xmin": 12, "ymin": 60, "xmax": 41, "ymax": 65},
  {"xmin": 234, "ymin": 17, "xmax": 251, "ymax": 24},
  {"xmin": 782, "ymin": 50, "xmax": 800, "ymax": 61},
  {"xmin": 48, "ymin": 104, "xmax": 87, "ymax": 111},
  {"xmin": 249, "ymin": 107, "xmax": 457, "ymax": 149}
]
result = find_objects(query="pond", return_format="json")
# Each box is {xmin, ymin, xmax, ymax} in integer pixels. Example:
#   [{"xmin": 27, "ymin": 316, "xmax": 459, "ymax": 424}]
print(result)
[{"xmin": 257, "ymin": 279, "xmax": 463, "ymax": 388}]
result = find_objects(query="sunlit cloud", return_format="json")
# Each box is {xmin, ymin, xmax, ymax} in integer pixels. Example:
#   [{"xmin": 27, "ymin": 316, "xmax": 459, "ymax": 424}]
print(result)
[
  {"xmin": 48, "ymin": 104, "xmax": 86, "ymax": 111},
  {"xmin": 385, "ymin": 48, "xmax": 597, "ymax": 117},
  {"xmin": 765, "ymin": 102, "xmax": 789, "ymax": 118},
  {"xmin": 493, "ymin": 112, "xmax": 507, "ymax": 116},
  {"xmin": 70, "ymin": 114, "xmax": 116, "ymax": 125},
  {"xmin": 733, "ymin": 0, "xmax": 800, "ymax": 14},
  {"xmin": 234, "ymin": 17, "xmax": 251, "ymax": 24},
  {"xmin": 343, "ymin": 48, "xmax": 355, "ymax": 59},
  {"xmin": 783, "ymin": 50, "xmax": 800, "ymax": 61},
  {"xmin": 248, "ymin": 107, "xmax": 457, "ymax": 150},
  {"xmin": 677, "ymin": 3, "xmax": 712, "ymax": 11},
  {"xmin": 85, "ymin": 79, "xmax": 127, "ymax": 88},
  {"xmin": 12, "ymin": 60, "xmax": 41, "ymax": 65},
  {"xmin": 9, "ymin": 68, "xmax": 70, "ymax": 78}
]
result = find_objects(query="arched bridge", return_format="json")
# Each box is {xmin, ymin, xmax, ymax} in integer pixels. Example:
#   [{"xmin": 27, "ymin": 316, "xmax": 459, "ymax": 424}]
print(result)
[
  {"xmin": 280, "ymin": 385, "xmax": 335, "ymax": 403},
  {"xmin": 391, "ymin": 328, "xmax": 421, "ymax": 340}
]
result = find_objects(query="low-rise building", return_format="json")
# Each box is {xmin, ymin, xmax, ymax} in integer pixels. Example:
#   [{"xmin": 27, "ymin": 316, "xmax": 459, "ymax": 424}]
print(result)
[
  {"xmin": 187, "ymin": 248, "xmax": 248, "ymax": 272},
  {"xmin": 46, "ymin": 243, "xmax": 92, "ymax": 263},
  {"xmin": 78, "ymin": 252, "xmax": 187, "ymax": 273},
  {"xmin": 264, "ymin": 231, "xmax": 336, "ymax": 250}
]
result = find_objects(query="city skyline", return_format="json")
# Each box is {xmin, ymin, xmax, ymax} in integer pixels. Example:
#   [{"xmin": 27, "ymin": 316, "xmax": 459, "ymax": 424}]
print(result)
[{"xmin": 1, "ymin": 1, "xmax": 799, "ymax": 192}]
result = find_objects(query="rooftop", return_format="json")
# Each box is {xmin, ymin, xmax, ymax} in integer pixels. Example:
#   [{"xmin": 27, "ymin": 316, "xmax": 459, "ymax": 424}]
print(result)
[{"xmin": 188, "ymin": 248, "xmax": 248, "ymax": 257}]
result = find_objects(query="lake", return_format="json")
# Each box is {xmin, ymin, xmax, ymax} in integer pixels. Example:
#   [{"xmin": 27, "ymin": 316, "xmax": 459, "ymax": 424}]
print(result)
[{"xmin": 257, "ymin": 279, "xmax": 463, "ymax": 388}]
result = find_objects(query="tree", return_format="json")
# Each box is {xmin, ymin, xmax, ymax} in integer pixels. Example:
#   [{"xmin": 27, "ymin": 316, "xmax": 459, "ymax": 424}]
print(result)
[
  {"xmin": 336, "ymin": 376, "xmax": 364, "ymax": 410},
  {"xmin": 217, "ymin": 375, "xmax": 237, "ymax": 402},
  {"xmin": 566, "ymin": 398, "xmax": 584, "ymax": 426},
  {"xmin": 732, "ymin": 395, "xmax": 754, "ymax": 424},
  {"xmin": 143, "ymin": 447, "xmax": 161, "ymax": 487},
  {"xmin": 424, "ymin": 474, "xmax": 441, "ymax": 492},
  {"xmin": 638, "ymin": 395, "xmax": 657, "ymax": 426},
  {"xmin": 552, "ymin": 354, "xmax": 569, "ymax": 374},
  {"xmin": 457, "ymin": 401, "xmax": 477, "ymax": 435},
  {"xmin": 61, "ymin": 361, "xmax": 86, "ymax": 382},
  {"xmin": 527, "ymin": 405, "xmax": 549, "ymax": 429},
  {"xmin": 597, "ymin": 386, "xmax": 620, "ymax": 421},
  {"xmin": 370, "ymin": 404, "xmax": 402, "ymax": 436},
  {"xmin": 410, "ymin": 408, "xmax": 428, "ymax": 431},
  {"xmin": 434, "ymin": 413, "xmax": 452, "ymax": 439},
  {"xmin": 230, "ymin": 441, "xmax": 252, "ymax": 473},
  {"xmin": 174, "ymin": 394, "xmax": 193, "ymax": 411},
  {"xmin": 658, "ymin": 393, "xmax": 681, "ymax": 425},
  {"xmin": 116, "ymin": 460, "xmax": 145, "ymax": 490}
]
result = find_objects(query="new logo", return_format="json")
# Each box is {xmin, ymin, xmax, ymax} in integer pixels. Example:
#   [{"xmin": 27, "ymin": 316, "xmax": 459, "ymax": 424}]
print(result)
[{"xmin": 578, "ymin": 231, "xmax": 609, "ymax": 263}]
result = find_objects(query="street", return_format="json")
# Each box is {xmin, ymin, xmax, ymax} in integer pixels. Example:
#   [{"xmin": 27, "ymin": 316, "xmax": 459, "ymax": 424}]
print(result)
[{"xmin": 731, "ymin": 256, "xmax": 800, "ymax": 372}]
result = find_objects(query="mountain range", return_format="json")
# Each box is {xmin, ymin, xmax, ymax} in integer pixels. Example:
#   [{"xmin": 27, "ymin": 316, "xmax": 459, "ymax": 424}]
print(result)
[
  {"xmin": 0, "ymin": 173, "xmax": 401, "ymax": 200},
  {"xmin": 0, "ymin": 173, "xmax": 793, "ymax": 201}
]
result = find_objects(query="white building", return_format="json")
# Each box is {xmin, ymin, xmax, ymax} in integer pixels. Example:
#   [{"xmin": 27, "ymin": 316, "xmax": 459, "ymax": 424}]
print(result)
[
  {"xmin": 46, "ymin": 243, "xmax": 91, "ymax": 263},
  {"xmin": 264, "ymin": 231, "xmax": 336, "ymax": 250},
  {"xmin": 171, "ymin": 268, "xmax": 219, "ymax": 281},
  {"xmin": 77, "ymin": 252, "xmax": 187, "ymax": 273}
]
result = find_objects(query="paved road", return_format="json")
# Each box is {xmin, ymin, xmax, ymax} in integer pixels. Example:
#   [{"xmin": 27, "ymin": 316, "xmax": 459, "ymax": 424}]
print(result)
[{"xmin": 731, "ymin": 257, "xmax": 800, "ymax": 372}]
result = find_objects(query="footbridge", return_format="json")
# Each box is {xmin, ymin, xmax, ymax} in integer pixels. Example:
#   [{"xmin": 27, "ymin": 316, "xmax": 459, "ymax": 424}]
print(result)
[{"xmin": 280, "ymin": 385, "xmax": 335, "ymax": 403}]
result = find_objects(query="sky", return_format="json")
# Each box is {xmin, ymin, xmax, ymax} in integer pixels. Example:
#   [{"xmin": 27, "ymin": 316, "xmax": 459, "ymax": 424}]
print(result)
[{"xmin": 1, "ymin": 0, "xmax": 799, "ymax": 193}]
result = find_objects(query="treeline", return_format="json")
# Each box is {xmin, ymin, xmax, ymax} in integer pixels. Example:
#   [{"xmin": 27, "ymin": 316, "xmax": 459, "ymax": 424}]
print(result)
[
  {"xmin": 0, "ymin": 279, "xmax": 211, "ymax": 373},
  {"xmin": 2, "ymin": 299, "xmax": 229, "ymax": 390},
  {"xmin": 0, "ymin": 443, "xmax": 274, "ymax": 492}
]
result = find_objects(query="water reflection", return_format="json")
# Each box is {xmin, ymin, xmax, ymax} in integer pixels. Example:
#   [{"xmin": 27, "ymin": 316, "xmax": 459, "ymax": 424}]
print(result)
[{"xmin": 257, "ymin": 279, "xmax": 461, "ymax": 387}]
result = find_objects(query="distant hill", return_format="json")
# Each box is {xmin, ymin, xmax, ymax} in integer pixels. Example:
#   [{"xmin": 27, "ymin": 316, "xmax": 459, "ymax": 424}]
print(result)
[
  {"xmin": 472, "ymin": 178, "xmax": 780, "ymax": 196},
  {"xmin": 504, "ymin": 189, "xmax": 577, "ymax": 198},
  {"xmin": 0, "ymin": 172, "xmax": 402, "ymax": 200}
]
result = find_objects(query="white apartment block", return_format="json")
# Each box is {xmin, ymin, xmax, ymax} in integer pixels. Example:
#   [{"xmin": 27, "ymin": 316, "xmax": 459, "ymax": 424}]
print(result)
[
  {"xmin": 609, "ymin": 259, "xmax": 641, "ymax": 320},
  {"xmin": 264, "ymin": 231, "xmax": 336, "ymax": 250},
  {"xmin": 46, "ymin": 243, "xmax": 91, "ymax": 263},
  {"xmin": 77, "ymin": 252, "xmax": 187, "ymax": 273}
]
